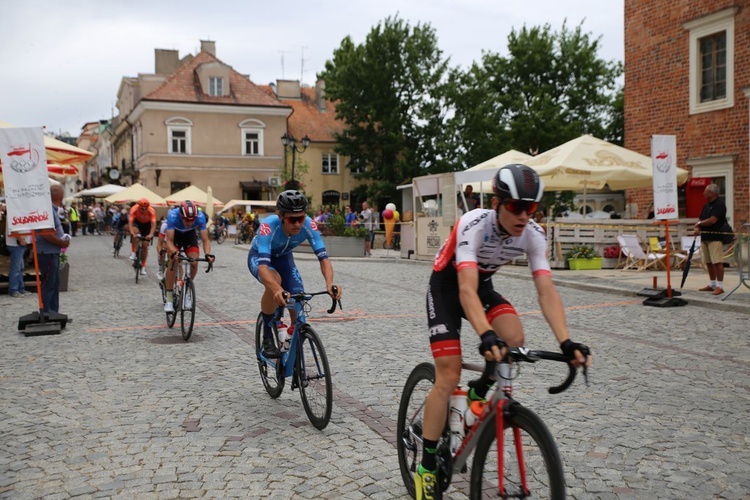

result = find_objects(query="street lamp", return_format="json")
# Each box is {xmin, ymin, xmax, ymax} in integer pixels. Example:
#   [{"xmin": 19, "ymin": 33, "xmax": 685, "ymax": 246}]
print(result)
[{"xmin": 281, "ymin": 133, "xmax": 310, "ymax": 189}]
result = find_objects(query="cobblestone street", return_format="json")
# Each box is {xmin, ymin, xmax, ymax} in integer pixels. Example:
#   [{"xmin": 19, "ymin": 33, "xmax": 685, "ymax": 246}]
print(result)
[{"xmin": 1, "ymin": 235, "xmax": 748, "ymax": 499}]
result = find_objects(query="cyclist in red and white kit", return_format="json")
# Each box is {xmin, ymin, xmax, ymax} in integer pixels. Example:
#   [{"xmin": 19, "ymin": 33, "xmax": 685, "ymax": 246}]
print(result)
[{"xmin": 414, "ymin": 164, "xmax": 593, "ymax": 500}]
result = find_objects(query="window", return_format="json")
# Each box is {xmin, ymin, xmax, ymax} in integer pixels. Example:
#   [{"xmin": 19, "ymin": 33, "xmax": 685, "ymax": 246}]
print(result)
[
  {"xmin": 209, "ymin": 77, "xmax": 223, "ymax": 96},
  {"xmin": 322, "ymin": 153, "xmax": 339, "ymax": 174},
  {"xmin": 244, "ymin": 131, "xmax": 260, "ymax": 155},
  {"xmin": 699, "ymin": 33, "xmax": 726, "ymax": 102},
  {"xmin": 239, "ymin": 119, "xmax": 265, "ymax": 156},
  {"xmin": 166, "ymin": 117, "xmax": 193, "ymax": 154},
  {"xmin": 685, "ymin": 7, "xmax": 736, "ymax": 114},
  {"xmin": 171, "ymin": 181, "xmax": 190, "ymax": 194}
]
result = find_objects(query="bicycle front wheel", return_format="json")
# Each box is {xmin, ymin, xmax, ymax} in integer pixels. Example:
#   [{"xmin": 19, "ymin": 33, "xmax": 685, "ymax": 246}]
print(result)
[
  {"xmin": 470, "ymin": 404, "xmax": 565, "ymax": 500},
  {"xmin": 254, "ymin": 312, "xmax": 285, "ymax": 398},
  {"xmin": 217, "ymin": 231, "xmax": 225, "ymax": 244},
  {"xmin": 180, "ymin": 279, "xmax": 196, "ymax": 341},
  {"xmin": 397, "ymin": 363, "xmax": 436, "ymax": 499},
  {"xmin": 166, "ymin": 284, "xmax": 179, "ymax": 329},
  {"xmin": 134, "ymin": 250, "xmax": 141, "ymax": 284},
  {"xmin": 296, "ymin": 325, "xmax": 332, "ymax": 430}
]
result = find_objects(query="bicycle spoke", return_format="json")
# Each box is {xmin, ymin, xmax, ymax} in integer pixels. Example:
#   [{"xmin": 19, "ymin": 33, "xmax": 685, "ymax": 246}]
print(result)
[
  {"xmin": 297, "ymin": 325, "xmax": 332, "ymax": 430},
  {"xmin": 180, "ymin": 279, "xmax": 195, "ymax": 341}
]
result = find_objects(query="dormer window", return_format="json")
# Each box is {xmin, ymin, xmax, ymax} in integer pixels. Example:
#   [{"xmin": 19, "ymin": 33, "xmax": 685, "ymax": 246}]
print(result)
[{"xmin": 209, "ymin": 77, "xmax": 223, "ymax": 96}]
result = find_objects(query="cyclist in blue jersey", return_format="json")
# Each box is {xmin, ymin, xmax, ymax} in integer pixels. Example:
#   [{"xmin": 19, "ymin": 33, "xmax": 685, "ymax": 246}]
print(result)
[
  {"xmin": 248, "ymin": 190, "xmax": 343, "ymax": 358},
  {"xmin": 163, "ymin": 200, "xmax": 215, "ymax": 313}
]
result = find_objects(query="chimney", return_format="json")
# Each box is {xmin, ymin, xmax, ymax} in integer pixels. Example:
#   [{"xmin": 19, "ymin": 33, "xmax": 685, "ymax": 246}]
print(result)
[
  {"xmin": 155, "ymin": 49, "xmax": 180, "ymax": 74},
  {"xmin": 276, "ymin": 79, "xmax": 301, "ymax": 100},
  {"xmin": 200, "ymin": 40, "xmax": 216, "ymax": 56},
  {"xmin": 315, "ymin": 79, "xmax": 326, "ymax": 111}
]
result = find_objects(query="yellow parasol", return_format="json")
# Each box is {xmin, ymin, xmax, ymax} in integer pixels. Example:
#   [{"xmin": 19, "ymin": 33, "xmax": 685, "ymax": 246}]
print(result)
[
  {"xmin": 104, "ymin": 183, "xmax": 168, "ymax": 206},
  {"xmin": 165, "ymin": 185, "xmax": 224, "ymax": 207}
]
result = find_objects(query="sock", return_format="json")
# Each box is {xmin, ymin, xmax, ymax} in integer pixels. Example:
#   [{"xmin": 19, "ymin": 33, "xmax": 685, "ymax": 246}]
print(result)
[
  {"xmin": 166, "ymin": 291, "xmax": 173, "ymax": 302},
  {"xmin": 716, "ymin": 281, "xmax": 723, "ymax": 289},
  {"xmin": 468, "ymin": 361, "xmax": 497, "ymax": 400},
  {"xmin": 710, "ymin": 280, "xmax": 717, "ymax": 288},
  {"xmin": 420, "ymin": 439, "xmax": 438, "ymax": 472},
  {"xmin": 262, "ymin": 312, "xmax": 275, "ymax": 339}
]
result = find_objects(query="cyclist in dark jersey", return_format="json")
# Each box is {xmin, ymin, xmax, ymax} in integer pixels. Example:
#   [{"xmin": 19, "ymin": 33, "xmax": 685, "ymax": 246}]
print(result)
[
  {"xmin": 248, "ymin": 190, "xmax": 342, "ymax": 358},
  {"xmin": 414, "ymin": 164, "xmax": 592, "ymax": 500}
]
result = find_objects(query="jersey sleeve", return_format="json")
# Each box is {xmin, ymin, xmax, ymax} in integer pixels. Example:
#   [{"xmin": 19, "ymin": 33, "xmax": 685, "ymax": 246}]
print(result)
[
  {"xmin": 525, "ymin": 221, "xmax": 552, "ymax": 277},
  {"xmin": 149, "ymin": 207, "xmax": 157, "ymax": 224},
  {"xmin": 305, "ymin": 218, "xmax": 329, "ymax": 260},
  {"xmin": 254, "ymin": 220, "xmax": 274, "ymax": 263},
  {"xmin": 454, "ymin": 210, "xmax": 492, "ymax": 271},
  {"xmin": 196, "ymin": 212, "xmax": 207, "ymax": 231}
]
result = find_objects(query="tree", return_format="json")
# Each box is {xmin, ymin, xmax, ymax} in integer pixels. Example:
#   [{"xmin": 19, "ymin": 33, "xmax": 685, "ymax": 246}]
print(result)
[
  {"xmin": 319, "ymin": 16, "xmax": 452, "ymax": 206},
  {"xmin": 447, "ymin": 21, "xmax": 623, "ymax": 167}
]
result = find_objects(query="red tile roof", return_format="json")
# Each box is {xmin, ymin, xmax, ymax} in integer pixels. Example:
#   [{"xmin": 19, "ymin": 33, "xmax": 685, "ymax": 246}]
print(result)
[
  {"xmin": 144, "ymin": 51, "xmax": 288, "ymax": 109},
  {"xmin": 259, "ymin": 85, "xmax": 345, "ymax": 143}
]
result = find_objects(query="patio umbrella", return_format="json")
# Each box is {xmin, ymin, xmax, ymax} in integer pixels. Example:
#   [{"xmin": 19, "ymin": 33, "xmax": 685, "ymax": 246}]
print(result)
[
  {"xmin": 104, "ymin": 183, "xmax": 168, "ymax": 206},
  {"xmin": 205, "ymin": 186, "xmax": 215, "ymax": 227},
  {"xmin": 0, "ymin": 120, "xmax": 94, "ymax": 165},
  {"xmin": 165, "ymin": 185, "xmax": 224, "ymax": 207},
  {"xmin": 680, "ymin": 236, "xmax": 698, "ymax": 290},
  {"xmin": 462, "ymin": 150, "xmax": 533, "ymax": 194}
]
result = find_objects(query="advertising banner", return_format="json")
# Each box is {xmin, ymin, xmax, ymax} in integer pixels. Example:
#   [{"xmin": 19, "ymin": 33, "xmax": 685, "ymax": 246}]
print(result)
[
  {"xmin": 651, "ymin": 135, "xmax": 679, "ymax": 220},
  {"xmin": 0, "ymin": 127, "xmax": 53, "ymax": 233}
]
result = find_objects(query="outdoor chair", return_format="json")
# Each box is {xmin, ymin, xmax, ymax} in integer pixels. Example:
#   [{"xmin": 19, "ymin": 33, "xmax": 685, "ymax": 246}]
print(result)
[
  {"xmin": 616, "ymin": 234, "xmax": 668, "ymax": 271},
  {"xmin": 649, "ymin": 236, "xmax": 688, "ymax": 269}
]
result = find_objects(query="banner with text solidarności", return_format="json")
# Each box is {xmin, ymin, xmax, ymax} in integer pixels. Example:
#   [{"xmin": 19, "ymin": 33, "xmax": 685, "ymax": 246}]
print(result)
[{"xmin": 651, "ymin": 135, "xmax": 679, "ymax": 220}]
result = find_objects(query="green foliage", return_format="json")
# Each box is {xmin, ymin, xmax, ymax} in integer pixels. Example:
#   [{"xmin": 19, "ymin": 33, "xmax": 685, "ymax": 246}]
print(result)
[
  {"xmin": 319, "ymin": 15, "xmax": 453, "ymax": 204},
  {"xmin": 564, "ymin": 244, "xmax": 598, "ymax": 260},
  {"xmin": 541, "ymin": 190, "xmax": 577, "ymax": 217},
  {"xmin": 446, "ymin": 20, "xmax": 623, "ymax": 167},
  {"xmin": 322, "ymin": 214, "xmax": 367, "ymax": 238}
]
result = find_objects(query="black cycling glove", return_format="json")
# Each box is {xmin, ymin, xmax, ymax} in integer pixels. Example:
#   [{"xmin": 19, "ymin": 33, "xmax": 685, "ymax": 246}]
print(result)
[
  {"xmin": 478, "ymin": 330, "xmax": 507, "ymax": 356},
  {"xmin": 560, "ymin": 339, "xmax": 591, "ymax": 359}
]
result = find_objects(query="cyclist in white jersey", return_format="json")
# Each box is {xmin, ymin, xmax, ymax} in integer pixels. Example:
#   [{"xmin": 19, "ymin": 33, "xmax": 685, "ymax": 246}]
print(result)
[{"xmin": 414, "ymin": 164, "xmax": 593, "ymax": 500}]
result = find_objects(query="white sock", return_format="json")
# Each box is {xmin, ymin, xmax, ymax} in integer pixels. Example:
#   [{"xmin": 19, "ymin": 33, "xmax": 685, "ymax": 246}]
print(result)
[
  {"xmin": 710, "ymin": 280, "xmax": 717, "ymax": 288},
  {"xmin": 716, "ymin": 281, "xmax": 723, "ymax": 289}
]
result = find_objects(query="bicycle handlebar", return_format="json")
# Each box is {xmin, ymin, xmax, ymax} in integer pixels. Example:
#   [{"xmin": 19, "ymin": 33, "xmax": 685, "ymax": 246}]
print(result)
[
  {"xmin": 468, "ymin": 347, "xmax": 588, "ymax": 395},
  {"xmin": 170, "ymin": 253, "xmax": 215, "ymax": 273},
  {"xmin": 283, "ymin": 285, "xmax": 342, "ymax": 314}
]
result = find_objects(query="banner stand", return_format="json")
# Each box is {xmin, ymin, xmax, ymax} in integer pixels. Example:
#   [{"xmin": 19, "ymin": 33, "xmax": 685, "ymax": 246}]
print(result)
[
  {"xmin": 18, "ymin": 230, "xmax": 67, "ymax": 335},
  {"xmin": 638, "ymin": 220, "xmax": 687, "ymax": 307}
]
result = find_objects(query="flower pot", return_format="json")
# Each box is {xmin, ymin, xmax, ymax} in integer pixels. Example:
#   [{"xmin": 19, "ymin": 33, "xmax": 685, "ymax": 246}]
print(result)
[
  {"xmin": 59, "ymin": 263, "xmax": 69, "ymax": 292},
  {"xmin": 567, "ymin": 257, "xmax": 603, "ymax": 270}
]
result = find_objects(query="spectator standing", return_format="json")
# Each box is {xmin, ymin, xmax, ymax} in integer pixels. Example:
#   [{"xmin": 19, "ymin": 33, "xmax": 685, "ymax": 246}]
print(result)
[
  {"xmin": 35, "ymin": 184, "xmax": 71, "ymax": 313},
  {"xmin": 79, "ymin": 204, "xmax": 89, "ymax": 235},
  {"xmin": 58, "ymin": 205, "xmax": 70, "ymax": 235},
  {"xmin": 345, "ymin": 205, "xmax": 356, "ymax": 227},
  {"xmin": 694, "ymin": 183, "xmax": 728, "ymax": 295},
  {"xmin": 68, "ymin": 204, "xmax": 79, "ymax": 236},
  {"xmin": 464, "ymin": 184, "xmax": 480, "ymax": 211},
  {"xmin": 361, "ymin": 201, "xmax": 374, "ymax": 257},
  {"xmin": 5, "ymin": 224, "xmax": 32, "ymax": 297}
]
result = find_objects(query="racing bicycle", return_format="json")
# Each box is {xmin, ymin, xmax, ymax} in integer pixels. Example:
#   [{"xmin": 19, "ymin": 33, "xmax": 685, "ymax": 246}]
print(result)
[
  {"xmin": 132, "ymin": 235, "xmax": 151, "ymax": 283},
  {"xmin": 255, "ymin": 288, "xmax": 340, "ymax": 429},
  {"xmin": 113, "ymin": 229, "xmax": 126, "ymax": 258},
  {"xmin": 211, "ymin": 225, "xmax": 227, "ymax": 244},
  {"xmin": 165, "ymin": 252, "xmax": 214, "ymax": 341},
  {"xmin": 397, "ymin": 348, "xmax": 589, "ymax": 499}
]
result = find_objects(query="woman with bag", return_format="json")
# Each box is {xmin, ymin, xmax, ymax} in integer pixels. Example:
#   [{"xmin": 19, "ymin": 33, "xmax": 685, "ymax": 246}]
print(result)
[{"xmin": 694, "ymin": 183, "xmax": 731, "ymax": 295}]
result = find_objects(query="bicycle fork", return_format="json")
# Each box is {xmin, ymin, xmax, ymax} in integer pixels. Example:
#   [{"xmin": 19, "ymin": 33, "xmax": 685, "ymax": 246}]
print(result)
[{"xmin": 495, "ymin": 363, "xmax": 530, "ymax": 499}]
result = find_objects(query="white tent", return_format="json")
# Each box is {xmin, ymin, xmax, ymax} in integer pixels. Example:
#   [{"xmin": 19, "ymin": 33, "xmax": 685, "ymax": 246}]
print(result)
[{"xmin": 75, "ymin": 184, "xmax": 126, "ymax": 198}]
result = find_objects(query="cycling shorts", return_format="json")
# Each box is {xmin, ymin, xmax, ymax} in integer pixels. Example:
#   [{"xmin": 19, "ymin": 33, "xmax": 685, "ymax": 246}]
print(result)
[
  {"xmin": 426, "ymin": 267, "xmax": 517, "ymax": 359},
  {"xmin": 173, "ymin": 229, "xmax": 200, "ymax": 254},
  {"xmin": 133, "ymin": 221, "xmax": 153, "ymax": 239},
  {"xmin": 247, "ymin": 251, "xmax": 304, "ymax": 295}
]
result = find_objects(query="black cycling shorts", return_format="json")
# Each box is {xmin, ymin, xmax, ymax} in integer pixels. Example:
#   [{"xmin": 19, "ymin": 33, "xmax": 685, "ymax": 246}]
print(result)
[
  {"xmin": 426, "ymin": 267, "xmax": 517, "ymax": 359},
  {"xmin": 173, "ymin": 229, "xmax": 200, "ymax": 253}
]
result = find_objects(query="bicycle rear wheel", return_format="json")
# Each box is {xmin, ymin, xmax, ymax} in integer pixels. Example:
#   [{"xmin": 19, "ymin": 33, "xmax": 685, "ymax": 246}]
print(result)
[
  {"xmin": 134, "ymin": 248, "xmax": 141, "ymax": 283},
  {"xmin": 470, "ymin": 404, "xmax": 565, "ymax": 500},
  {"xmin": 296, "ymin": 324, "xmax": 332, "ymax": 430},
  {"xmin": 254, "ymin": 312, "xmax": 285, "ymax": 398},
  {"xmin": 180, "ymin": 279, "xmax": 196, "ymax": 341},
  {"xmin": 217, "ymin": 230, "xmax": 225, "ymax": 244}
]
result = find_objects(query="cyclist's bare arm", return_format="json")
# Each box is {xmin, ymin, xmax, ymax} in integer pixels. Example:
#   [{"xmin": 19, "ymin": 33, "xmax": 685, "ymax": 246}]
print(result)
[
  {"xmin": 534, "ymin": 274, "xmax": 592, "ymax": 367},
  {"xmin": 319, "ymin": 259, "xmax": 342, "ymax": 299}
]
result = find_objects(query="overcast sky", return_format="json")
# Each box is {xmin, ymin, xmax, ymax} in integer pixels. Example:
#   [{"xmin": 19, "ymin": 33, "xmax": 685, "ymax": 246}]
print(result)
[{"xmin": 1, "ymin": 0, "xmax": 623, "ymax": 137}]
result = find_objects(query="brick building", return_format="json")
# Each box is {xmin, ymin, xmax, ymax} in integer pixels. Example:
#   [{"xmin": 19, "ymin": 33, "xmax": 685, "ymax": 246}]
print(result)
[{"xmin": 624, "ymin": 1, "xmax": 749, "ymax": 228}]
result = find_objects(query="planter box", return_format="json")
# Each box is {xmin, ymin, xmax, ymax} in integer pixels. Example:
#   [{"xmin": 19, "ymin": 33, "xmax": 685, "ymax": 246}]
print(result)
[
  {"xmin": 296, "ymin": 236, "xmax": 366, "ymax": 258},
  {"xmin": 567, "ymin": 257, "xmax": 603, "ymax": 270},
  {"xmin": 59, "ymin": 263, "xmax": 69, "ymax": 292}
]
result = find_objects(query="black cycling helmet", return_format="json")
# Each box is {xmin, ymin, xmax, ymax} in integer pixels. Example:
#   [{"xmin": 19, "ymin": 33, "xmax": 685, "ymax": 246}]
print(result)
[
  {"xmin": 276, "ymin": 190, "xmax": 308, "ymax": 214},
  {"xmin": 492, "ymin": 164, "xmax": 544, "ymax": 202}
]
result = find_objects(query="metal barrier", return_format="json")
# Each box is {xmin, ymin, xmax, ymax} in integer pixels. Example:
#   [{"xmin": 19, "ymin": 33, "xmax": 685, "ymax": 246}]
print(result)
[{"xmin": 723, "ymin": 223, "xmax": 750, "ymax": 301}]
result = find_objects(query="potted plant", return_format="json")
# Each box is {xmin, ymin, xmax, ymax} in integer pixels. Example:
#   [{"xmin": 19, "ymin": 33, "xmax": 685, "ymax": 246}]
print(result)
[
  {"xmin": 564, "ymin": 244, "xmax": 603, "ymax": 270},
  {"xmin": 299, "ymin": 214, "xmax": 368, "ymax": 257},
  {"xmin": 59, "ymin": 247, "xmax": 69, "ymax": 292}
]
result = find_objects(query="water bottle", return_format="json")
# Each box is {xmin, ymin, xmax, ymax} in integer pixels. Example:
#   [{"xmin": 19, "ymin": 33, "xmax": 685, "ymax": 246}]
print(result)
[
  {"xmin": 464, "ymin": 400, "xmax": 486, "ymax": 431},
  {"xmin": 449, "ymin": 387, "xmax": 468, "ymax": 452},
  {"xmin": 277, "ymin": 330, "xmax": 289, "ymax": 351}
]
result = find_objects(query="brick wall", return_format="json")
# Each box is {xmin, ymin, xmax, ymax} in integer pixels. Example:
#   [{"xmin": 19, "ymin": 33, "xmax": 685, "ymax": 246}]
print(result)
[{"xmin": 624, "ymin": 0, "xmax": 750, "ymax": 227}]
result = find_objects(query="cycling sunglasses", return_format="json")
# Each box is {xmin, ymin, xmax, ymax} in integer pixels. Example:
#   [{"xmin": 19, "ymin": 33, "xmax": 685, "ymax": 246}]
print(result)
[
  {"xmin": 285, "ymin": 215, "xmax": 306, "ymax": 224},
  {"xmin": 501, "ymin": 199, "xmax": 538, "ymax": 216}
]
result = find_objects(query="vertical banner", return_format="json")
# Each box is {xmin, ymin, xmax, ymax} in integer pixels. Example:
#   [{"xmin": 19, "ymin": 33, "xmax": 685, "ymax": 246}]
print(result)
[
  {"xmin": 0, "ymin": 127, "xmax": 53, "ymax": 233},
  {"xmin": 651, "ymin": 135, "xmax": 679, "ymax": 220}
]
